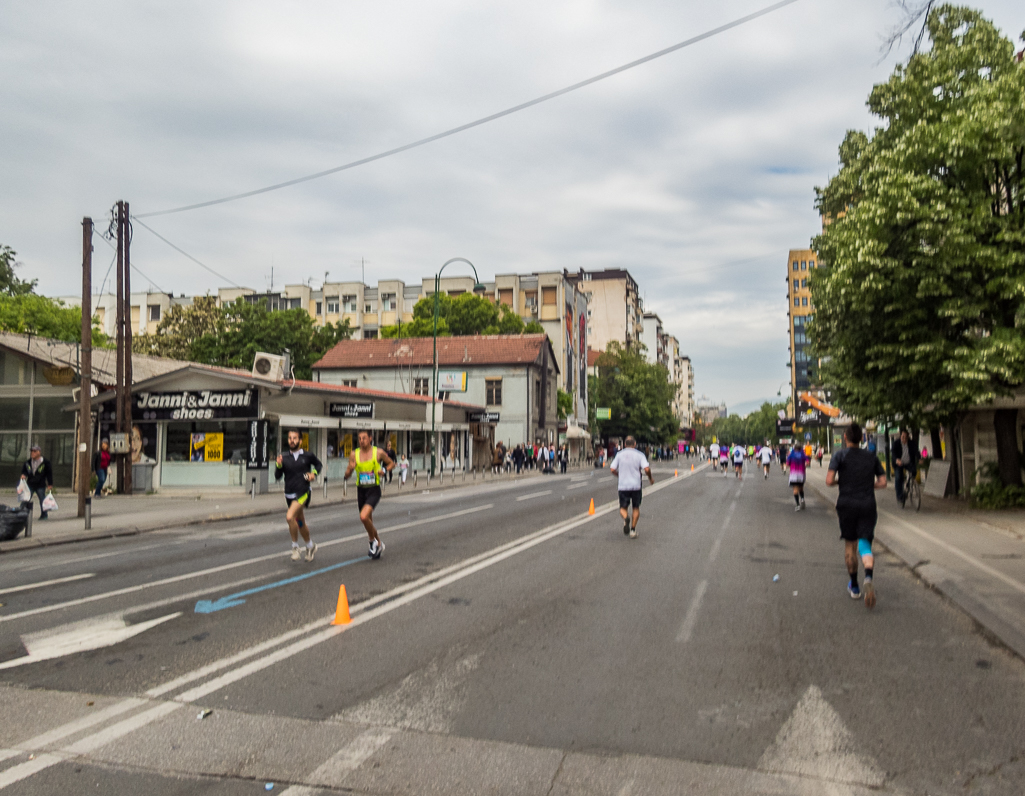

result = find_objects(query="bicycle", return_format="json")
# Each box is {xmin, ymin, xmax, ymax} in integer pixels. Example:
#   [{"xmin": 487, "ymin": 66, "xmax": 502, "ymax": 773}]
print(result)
[{"xmin": 898, "ymin": 468, "xmax": 921, "ymax": 512}]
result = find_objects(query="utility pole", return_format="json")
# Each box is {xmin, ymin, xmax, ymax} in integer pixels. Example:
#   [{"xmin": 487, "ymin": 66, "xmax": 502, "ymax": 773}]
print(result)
[
  {"xmin": 114, "ymin": 202, "xmax": 125, "ymax": 493},
  {"xmin": 122, "ymin": 202, "xmax": 133, "ymax": 495},
  {"xmin": 77, "ymin": 218, "xmax": 93, "ymax": 518}
]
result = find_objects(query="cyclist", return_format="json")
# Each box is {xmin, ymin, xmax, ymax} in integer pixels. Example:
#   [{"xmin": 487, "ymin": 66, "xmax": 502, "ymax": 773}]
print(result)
[
  {"xmin": 344, "ymin": 429, "xmax": 395, "ymax": 559},
  {"xmin": 890, "ymin": 429, "xmax": 920, "ymax": 507}
]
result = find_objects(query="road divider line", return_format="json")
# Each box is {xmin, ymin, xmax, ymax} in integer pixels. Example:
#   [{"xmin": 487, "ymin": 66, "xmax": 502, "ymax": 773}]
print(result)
[
  {"xmin": 676, "ymin": 579, "xmax": 709, "ymax": 643},
  {"xmin": 565, "ymin": 483, "xmax": 592, "ymax": 491},
  {"xmin": 0, "ymin": 573, "xmax": 94, "ymax": 595},
  {"xmin": 0, "ymin": 504, "xmax": 492, "ymax": 624},
  {"xmin": 0, "ymin": 753, "xmax": 64, "ymax": 790},
  {"xmin": 516, "ymin": 490, "xmax": 552, "ymax": 501},
  {"xmin": 14, "ymin": 697, "xmax": 146, "ymax": 751},
  {"xmin": 62, "ymin": 701, "xmax": 183, "ymax": 755},
  {"xmin": 170, "ymin": 468, "xmax": 701, "ymax": 704}
]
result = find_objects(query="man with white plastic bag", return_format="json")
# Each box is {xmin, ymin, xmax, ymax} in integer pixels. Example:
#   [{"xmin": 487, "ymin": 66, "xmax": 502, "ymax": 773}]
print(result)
[{"xmin": 20, "ymin": 444, "xmax": 55, "ymax": 519}]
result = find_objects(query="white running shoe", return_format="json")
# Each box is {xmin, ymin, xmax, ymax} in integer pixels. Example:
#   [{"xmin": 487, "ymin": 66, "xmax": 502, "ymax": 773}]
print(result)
[
  {"xmin": 629, "ymin": 529, "xmax": 637, "ymax": 539},
  {"xmin": 368, "ymin": 539, "xmax": 379, "ymax": 558},
  {"xmin": 794, "ymin": 504, "xmax": 802, "ymax": 512},
  {"xmin": 305, "ymin": 543, "xmax": 317, "ymax": 563},
  {"xmin": 291, "ymin": 547, "xmax": 301, "ymax": 561},
  {"xmin": 373, "ymin": 541, "xmax": 385, "ymax": 559}
]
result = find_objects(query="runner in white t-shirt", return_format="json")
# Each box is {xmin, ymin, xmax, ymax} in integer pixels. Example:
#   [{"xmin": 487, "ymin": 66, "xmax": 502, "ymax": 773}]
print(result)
[
  {"xmin": 732, "ymin": 443, "xmax": 745, "ymax": 479},
  {"xmin": 709, "ymin": 442, "xmax": 720, "ymax": 465},
  {"xmin": 759, "ymin": 445, "xmax": 773, "ymax": 479},
  {"xmin": 609, "ymin": 436, "xmax": 654, "ymax": 539}
]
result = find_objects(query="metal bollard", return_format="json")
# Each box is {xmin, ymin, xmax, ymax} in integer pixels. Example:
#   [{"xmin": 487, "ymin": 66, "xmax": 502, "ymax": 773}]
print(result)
[
  {"xmin": 463, "ymin": 468, "xmax": 466, "ymax": 482},
  {"xmin": 251, "ymin": 477, "xmax": 257, "ymax": 500},
  {"xmin": 440, "ymin": 470, "xmax": 444, "ymax": 485},
  {"xmin": 323, "ymin": 477, "xmax": 328, "ymax": 499},
  {"xmin": 84, "ymin": 496, "xmax": 92, "ymax": 531},
  {"xmin": 342, "ymin": 477, "xmax": 347, "ymax": 497},
  {"xmin": 427, "ymin": 474, "xmax": 431, "ymax": 488},
  {"xmin": 25, "ymin": 508, "xmax": 32, "ymax": 539}
]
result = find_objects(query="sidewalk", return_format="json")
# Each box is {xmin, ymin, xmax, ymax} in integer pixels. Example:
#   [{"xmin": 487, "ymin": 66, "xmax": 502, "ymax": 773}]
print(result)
[
  {"xmin": 804, "ymin": 464, "xmax": 1025, "ymax": 661},
  {"xmin": 0, "ymin": 465, "xmax": 573, "ymax": 554}
]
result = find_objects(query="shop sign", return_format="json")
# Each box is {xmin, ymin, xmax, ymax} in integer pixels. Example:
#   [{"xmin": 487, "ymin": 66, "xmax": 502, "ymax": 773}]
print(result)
[
  {"xmin": 776, "ymin": 418, "xmax": 795, "ymax": 435},
  {"xmin": 134, "ymin": 389, "xmax": 258, "ymax": 421},
  {"xmin": 595, "ymin": 407, "xmax": 611, "ymax": 420},
  {"xmin": 328, "ymin": 402, "xmax": 374, "ymax": 419},
  {"xmin": 190, "ymin": 432, "xmax": 223, "ymax": 462},
  {"xmin": 437, "ymin": 371, "xmax": 467, "ymax": 392},
  {"xmin": 247, "ymin": 419, "xmax": 269, "ymax": 469},
  {"xmin": 469, "ymin": 411, "xmax": 500, "ymax": 423}
]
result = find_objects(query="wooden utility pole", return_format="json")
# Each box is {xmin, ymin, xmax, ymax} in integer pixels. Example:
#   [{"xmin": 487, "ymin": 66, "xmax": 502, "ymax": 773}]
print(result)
[
  {"xmin": 122, "ymin": 202, "xmax": 133, "ymax": 495},
  {"xmin": 114, "ymin": 202, "xmax": 125, "ymax": 492},
  {"xmin": 77, "ymin": 218, "xmax": 93, "ymax": 518}
]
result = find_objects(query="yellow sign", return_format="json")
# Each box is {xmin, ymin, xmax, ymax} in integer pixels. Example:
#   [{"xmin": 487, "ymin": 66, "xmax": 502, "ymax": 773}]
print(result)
[
  {"xmin": 205, "ymin": 433, "xmax": 224, "ymax": 462},
  {"xmin": 388, "ymin": 432, "xmax": 397, "ymax": 452},
  {"xmin": 343, "ymin": 433, "xmax": 353, "ymax": 457},
  {"xmin": 301, "ymin": 431, "xmax": 310, "ymax": 452}
]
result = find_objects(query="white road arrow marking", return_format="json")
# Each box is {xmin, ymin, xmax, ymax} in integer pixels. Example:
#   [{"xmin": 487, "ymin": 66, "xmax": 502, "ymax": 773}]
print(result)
[
  {"xmin": 0, "ymin": 612, "xmax": 180, "ymax": 670},
  {"xmin": 758, "ymin": 685, "xmax": 885, "ymax": 789}
]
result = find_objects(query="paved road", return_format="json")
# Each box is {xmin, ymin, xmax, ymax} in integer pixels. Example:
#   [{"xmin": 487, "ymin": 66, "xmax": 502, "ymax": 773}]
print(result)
[{"xmin": 1, "ymin": 462, "xmax": 1023, "ymax": 794}]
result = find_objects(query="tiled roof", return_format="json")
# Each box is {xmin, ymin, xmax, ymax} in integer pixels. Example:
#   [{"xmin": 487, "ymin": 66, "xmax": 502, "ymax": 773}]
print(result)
[
  {"xmin": 287, "ymin": 379, "xmax": 484, "ymax": 410},
  {"xmin": 587, "ymin": 348, "xmax": 602, "ymax": 367},
  {"xmin": 313, "ymin": 334, "xmax": 557, "ymax": 372}
]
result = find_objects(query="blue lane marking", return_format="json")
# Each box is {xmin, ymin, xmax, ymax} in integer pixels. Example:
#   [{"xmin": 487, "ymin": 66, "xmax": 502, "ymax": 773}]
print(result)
[{"xmin": 194, "ymin": 555, "xmax": 366, "ymax": 614}]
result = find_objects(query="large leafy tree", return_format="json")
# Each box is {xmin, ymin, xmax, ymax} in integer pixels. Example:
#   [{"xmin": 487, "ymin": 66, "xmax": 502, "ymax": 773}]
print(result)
[
  {"xmin": 0, "ymin": 294, "xmax": 106, "ymax": 345},
  {"xmin": 588, "ymin": 342, "xmax": 678, "ymax": 443},
  {"xmin": 812, "ymin": 5, "xmax": 1025, "ymax": 483},
  {"xmin": 380, "ymin": 293, "xmax": 543, "ymax": 338},
  {"xmin": 136, "ymin": 297, "xmax": 352, "ymax": 380},
  {"xmin": 0, "ymin": 246, "xmax": 36, "ymax": 296},
  {"xmin": 695, "ymin": 402, "xmax": 789, "ymax": 447}
]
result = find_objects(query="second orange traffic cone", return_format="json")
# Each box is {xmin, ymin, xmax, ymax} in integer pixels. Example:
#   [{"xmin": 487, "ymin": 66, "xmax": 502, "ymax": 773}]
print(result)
[
  {"xmin": 331, "ymin": 584, "xmax": 351, "ymax": 625},
  {"xmin": 675, "ymin": 469, "xmax": 678, "ymax": 477},
  {"xmin": 588, "ymin": 498, "xmax": 595, "ymax": 515}
]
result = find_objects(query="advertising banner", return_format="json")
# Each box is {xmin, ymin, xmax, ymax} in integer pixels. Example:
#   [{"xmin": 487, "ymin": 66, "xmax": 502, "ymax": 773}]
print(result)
[
  {"xmin": 134, "ymin": 388, "xmax": 258, "ymax": 421},
  {"xmin": 468, "ymin": 411, "xmax": 500, "ymax": 423},
  {"xmin": 437, "ymin": 372, "xmax": 467, "ymax": 392},
  {"xmin": 247, "ymin": 419, "xmax": 269, "ymax": 469},
  {"xmin": 190, "ymin": 432, "xmax": 224, "ymax": 462}
]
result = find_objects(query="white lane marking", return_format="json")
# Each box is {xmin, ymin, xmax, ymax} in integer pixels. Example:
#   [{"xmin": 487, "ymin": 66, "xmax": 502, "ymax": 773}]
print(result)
[
  {"xmin": 0, "ymin": 505, "xmax": 493, "ymax": 624},
  {"xmin": 0, "ymin": 750, "xmax": 21, "ymax": 763},
  {"xmin": 304, "ymin": 728, "xmax": 395, "ymax": 785},
  {"xmin": 0, "ymin": 574, "xmax": 95, "ymax": 595},
  {"xmin": 757, "ymin": 685, "xmax": 885, "ymax": 787},
  {"xmin": 0, "ymin": 753, "xmax": 63, "ymax": 789},
  {"xmin": 122, "ymin": 572, "xmax": 285, "ymax": 619},
  {"xmin": 0, "ymin": 613, "xmax": 181, "ymax": 670},
  {"xmin": 516, "ymin": 490, "xmax": 552, "ymax": 501},
  {"xmin": 708, "ymin": 537, "xmax": 722, "ymax": 563},
  {"xmin": 9, "ymin": 539, "xmax": 193, "ymax": 574},
  {"xmin": 881, "ymin": 509, "xmax": 1025, "ymax": 596},
  {"xmin": 62, "ymin": 701, "xmax": 183, "ymax": 755},
  {"xmin": 14, "ymin": 698, "xmax": 145, "ymax": 750},
  {"xmin": 676, "ymin": 580, "xmax": 708, "ymax": 643},
  {"xmin": 565, "ymin": 483, "xmax": 592, "ymax": 491}
]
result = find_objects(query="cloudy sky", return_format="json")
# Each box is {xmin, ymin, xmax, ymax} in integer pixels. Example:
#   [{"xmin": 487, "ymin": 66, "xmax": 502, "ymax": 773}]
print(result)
[{"xmin": 2, "ymin": 0, "xmax": 1022, "ymax": 413}]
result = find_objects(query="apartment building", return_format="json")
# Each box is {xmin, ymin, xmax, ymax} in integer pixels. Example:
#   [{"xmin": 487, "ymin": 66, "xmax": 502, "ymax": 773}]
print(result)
[
  {"xmin": 57, "ymin": 291, "xmax": 193, "ymax": 337},
  {"xmin": 786, "ymin": 248, "xmax": 822, "ymax": 408},
  {"xmin": 565, "ymin": 268, "xmax": 643, "ymax": 352},
  {"xmin": 640, "ymin": 312, "xmax": 669, "ymax": 368}
]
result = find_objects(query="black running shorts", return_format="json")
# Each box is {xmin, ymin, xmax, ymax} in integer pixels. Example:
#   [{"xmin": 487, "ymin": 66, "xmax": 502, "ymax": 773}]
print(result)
[
  {"xmin": 286, "ymin": 491, "xmax": 311, "ymax": 510},
  {"xmin": 618, "ymin": 489, "xmax": 642, "ymax": 509},
  {"xmin": 836, "ymin": 505, "xmax": 877, "ymax": 541},
  {"xmin": 357, "ymin": 485, "xmax": 382, "ymax": 511}
]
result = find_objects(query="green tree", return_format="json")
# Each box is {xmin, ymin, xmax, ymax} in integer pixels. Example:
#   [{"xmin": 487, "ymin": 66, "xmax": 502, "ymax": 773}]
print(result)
[
  {"xmin": 812, "ymin": 5, "xmax": 1025, "ymax": 484},
  {"xmin": 0, "ymin": 294, "xmax": 105, "ymax": 345},
  {"xmin": 134, "ymin": 296, "xmax": 221, "ymax": 360},
  {"xmin": 557, "ymin": 388, "xmax": 573, "ymax": 420},
  {"xmin": 589, "ymin": 342, "xmax": 678, "ymax": 443},
  {"xmin": 380, "ymin": 293, "xmax": 542, "ymax": 337},
  {"xmin": 0, "ymin": 246, "xmax": 37, "ymax": 296}
]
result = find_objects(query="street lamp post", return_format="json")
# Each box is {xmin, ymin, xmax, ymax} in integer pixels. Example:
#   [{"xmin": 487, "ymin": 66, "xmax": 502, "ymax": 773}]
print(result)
[{"xmin": 431, "ymin": 258, "xmax": 487, "ymax": 477}]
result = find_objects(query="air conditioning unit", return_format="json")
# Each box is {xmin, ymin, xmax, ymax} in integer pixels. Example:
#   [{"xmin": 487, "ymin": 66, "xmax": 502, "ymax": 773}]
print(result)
[{"xmin": 252, "ymin": 352, "xmax": 287, "ymax": 381}]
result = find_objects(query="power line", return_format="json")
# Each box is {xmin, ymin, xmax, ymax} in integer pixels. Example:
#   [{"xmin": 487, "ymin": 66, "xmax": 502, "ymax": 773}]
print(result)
[
  {"xmin": 93, "ymin": 231, "xmax": 167, "ymax": 293},
  {"xmin": 132, "ymin": 217, "xmax": 243, "ymax": 288},
  {"xmin": 135, "ymin": 0, "xmax": 799, "ymax": 218}
]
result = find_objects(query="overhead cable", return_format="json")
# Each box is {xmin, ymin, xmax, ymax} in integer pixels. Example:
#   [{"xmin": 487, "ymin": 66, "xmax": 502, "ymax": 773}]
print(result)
[
  {"xmin": 132, "ymin": 217, "xmax": 243, "ymax": 287},
  {"xmin": 135, "ymin": 0, "xmax": 799, "ymax": 218}
]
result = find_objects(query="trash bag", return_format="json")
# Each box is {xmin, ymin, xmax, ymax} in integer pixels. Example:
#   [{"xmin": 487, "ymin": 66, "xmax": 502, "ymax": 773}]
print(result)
[
  {"xmin": 41, "ymin": 493, "xmax": 58, "ymax": 513},
  {"xmin": 0, "ymin": 504, "xmax": 30, "ymax": 541}
]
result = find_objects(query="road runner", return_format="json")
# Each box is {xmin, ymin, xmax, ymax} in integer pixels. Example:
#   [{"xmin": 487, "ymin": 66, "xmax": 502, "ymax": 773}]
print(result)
[
  {"xmin": 345, "ymin": 430, "xmax": 395, "ymax": 559},
  {"xmin": 609, "ymin": 436, "xmax": 654, "ymax": 539},
  {"xmin": 274, "ymin": 429, "xmax": 321, "ymax": 562}
]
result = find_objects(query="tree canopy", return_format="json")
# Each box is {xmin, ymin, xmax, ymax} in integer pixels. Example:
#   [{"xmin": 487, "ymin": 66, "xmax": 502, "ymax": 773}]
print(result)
[
  {"xmin": 135, "ymin": 297, "xmax": 353, "ymax": 379},
  {"xmin": 695, "ymin": 402, "xmax": 789, "ymax": 447},
  {"xmin": 380, "ymin": 293, "xmax": 544, "ymax": 338},
  {"xmin": 588, "ymin": 342, "xmax": 678, "ymax": 443},
  {"xmin": 0, "ymin": 246, "xmax": 36, "ymax": 297},
  {"xmin": 811, "ymin": 5, "xmax": 1025, "ymax": 428}
]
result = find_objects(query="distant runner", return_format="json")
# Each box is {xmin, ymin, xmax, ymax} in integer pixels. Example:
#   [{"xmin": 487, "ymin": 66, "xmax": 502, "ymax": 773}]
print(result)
[
  {"xmin": 787, "ymin": 443, "xmax": 808, "ymax": 511},
  {"xmin": 610, "ymin": 436, "xmax": 654, "ymax": 539},
  {"xmin": 345, "ymin": 430, "xmax": 394, "ymax": 559},
  {"xmin": 719, "ymin": 444, "xmax": 729, "ymax": 473},
  {"xmin": 732, "ymin": 443, "xmax": 745, "ymax": 479},
  {"xmin": 759, "ymin": 444, "xmax": 773, "ymax": 479},
  {"xmin": 275, "ymin": 429, "xmax": 321, "ymax": 562},
  {"xmin": 826, "ymin": 422, "xmax": 887, "ymax": 607},
  {"xmin": 709, "ymin": 441, "xmax": 720, "ymax": 469}
]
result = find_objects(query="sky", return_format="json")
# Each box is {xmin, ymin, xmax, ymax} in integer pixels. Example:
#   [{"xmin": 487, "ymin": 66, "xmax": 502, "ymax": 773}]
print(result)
[{"xmin": 1, "ymin": 0, "xmax": 1022, "ymax": 414}]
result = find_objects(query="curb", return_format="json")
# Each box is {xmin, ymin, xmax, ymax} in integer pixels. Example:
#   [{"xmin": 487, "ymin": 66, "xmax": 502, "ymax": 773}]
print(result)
[
  {"xmin": 804, "ymin": 477, "xmax": 1025, "ymax": 662},
  {"xmin": 0, "ymin": 467, "xmax": 589, "ymax": 555}
]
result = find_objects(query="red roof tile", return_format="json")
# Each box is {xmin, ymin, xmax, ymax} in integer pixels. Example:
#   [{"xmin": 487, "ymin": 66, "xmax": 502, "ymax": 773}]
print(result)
[
  {"xmin": 587, "ymin": 348, "xmax": 602, "ymax": 367},
  {"xmin": 312, "ymin": 334, "xmax": 557, "ymax": 372},
  {"xmin": 286, "ymin": 379, "xmax": 483, "ymax": 410}
]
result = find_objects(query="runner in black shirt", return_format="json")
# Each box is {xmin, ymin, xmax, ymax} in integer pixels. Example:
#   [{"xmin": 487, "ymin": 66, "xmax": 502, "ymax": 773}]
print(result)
[
  {"xmin": 826, "ymin": 422, "xmax": 887, "ymax": 608},
  {"xmin": 275, "ymin": 429, "xmax": 322, "ymax": 562}
]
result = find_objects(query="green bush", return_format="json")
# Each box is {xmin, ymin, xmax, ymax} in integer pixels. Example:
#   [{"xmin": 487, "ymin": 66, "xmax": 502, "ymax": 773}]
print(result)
[{"xmin": 967, "ymin": 464, "xmax": 1025, "ymax": 509}]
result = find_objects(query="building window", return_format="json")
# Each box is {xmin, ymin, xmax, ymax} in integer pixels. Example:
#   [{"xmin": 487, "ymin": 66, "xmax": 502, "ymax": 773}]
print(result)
[
  {"xmin": 363, "ymin": 329, "xmax": 378, "ymax": 339},
  {"xmin": 364, "ymin": 303, "xmax": 372, "ymax": 313},
  {"xmin": 381, "ymin": 293, "xmax": 396, "ymax": 310},
  {"xmin": 148, "ymin": 305, "xmax": 161, "ymax": 322},
  {"xmin": 793, "ymin": 261, "xmax": 799, "ymax": 271},
  {"xmin": 535, "ymin": 380, "xmax": 542, "ymax": 408},
  {"xmin": 326, "ymin": 298, "xmax": 340, "ymax": 314},
  {"xmin": 412, "ymin": 377, "xmax": 429, "ymax": 396},
  {"xmin": 801, "ymin": 279, "xmax": 807, "ymax": 288},
  {"xmin": 542, "ymin": 286, "xmax": 557, "ymax": 306},
  {"xmin": 802, "ymin": 297, "xmax": 808, "ymax": 306},
  {"xmin": 498, "ymin": 289, "xmax": 513, "ymax": 307},
  {"xmin": 794, "ymin": 297, "xmax": 800, "ymax": 307},
  {"xmin": 810, "ymin": 261, "xmax": 816, "ymax": 268},
  {"xmin": 801, "ymin": 261, "xmax": 807, "ymax": 270},
  {"xmin": 485, "ymin": 378, "xmax": 502, "ymax": 406},
  {"xmin": 315, "ymin": 301, "xmax": 323, "ymax": 315},
  {"xmin": 342, "ymin": 380, "xmax": 357, "ymax": 388},
  {"xmin": 342, "ymin": 295, "xmax": 357, "ymax": 312},
  {"xmin": 793, "ymin": 279, "xmax": 799, "ymax": 290}
]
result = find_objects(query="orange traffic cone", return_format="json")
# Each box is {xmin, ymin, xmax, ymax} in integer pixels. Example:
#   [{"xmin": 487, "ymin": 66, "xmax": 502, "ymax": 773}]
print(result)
[
  {"xmin": 691, "ymin": 464, "xmax": 694, "ymax": 471},
  {"xmin": 331, "ymin": 584, "xmax": 351, "ymax": 625},
  {"xmin": 588, "ymin": 498, "xmax": 595, "ymax": 515},
  {"xmin": 675, "ymin": 469, "xmax": 678, "ymax": 477}
]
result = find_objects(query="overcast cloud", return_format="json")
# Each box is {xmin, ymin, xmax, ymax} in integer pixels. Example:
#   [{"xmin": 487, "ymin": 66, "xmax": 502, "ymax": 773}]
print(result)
[{"xmin": 2, "ymin": 0, "xmax": 1022, "ymax": 413}]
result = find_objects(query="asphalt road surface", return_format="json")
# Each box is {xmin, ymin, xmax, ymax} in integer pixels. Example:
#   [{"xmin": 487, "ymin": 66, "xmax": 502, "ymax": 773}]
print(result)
[{"xmin": 1, "ymin": 462, "xmax": 1023, "ymax": 795}]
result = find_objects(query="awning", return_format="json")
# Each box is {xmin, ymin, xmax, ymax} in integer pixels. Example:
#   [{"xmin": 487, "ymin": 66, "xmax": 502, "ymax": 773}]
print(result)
[{"xmin": 565, "ymin": 425, "xmax": 591, "ymax": 440}]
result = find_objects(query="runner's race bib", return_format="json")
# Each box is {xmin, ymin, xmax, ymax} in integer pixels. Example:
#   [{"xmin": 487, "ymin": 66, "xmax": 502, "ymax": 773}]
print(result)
[{"xmin": 358, "ymin": 472, "xmax": 376, "ymax": 487}]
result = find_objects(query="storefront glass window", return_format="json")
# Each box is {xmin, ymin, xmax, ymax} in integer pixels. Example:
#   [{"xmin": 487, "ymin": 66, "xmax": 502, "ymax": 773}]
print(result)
[
  {"xmin": 165, "ymin": 421, "xmax": 250, "ymax": 463},
  {"xmin": 0, "ymin": 399, "xmax": 29, "ymax": 430},
  {"xmin": 0, "ymin": 432, "xmax": 28, "ymax": 486},
  {"xmin": 33, "ymin": 397, "xmax": 76, "ymax": 430}
]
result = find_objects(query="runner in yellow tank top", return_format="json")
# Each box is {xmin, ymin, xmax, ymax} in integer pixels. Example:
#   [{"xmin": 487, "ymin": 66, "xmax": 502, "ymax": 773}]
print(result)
[{"xmin": 344, "ymin": 429, "xmax": 395, "ymax": 559}]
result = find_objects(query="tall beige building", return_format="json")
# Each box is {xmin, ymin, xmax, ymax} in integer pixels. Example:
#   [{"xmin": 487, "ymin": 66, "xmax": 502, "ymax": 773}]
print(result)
[
  {"xmin": 786, "ymin": 248, "xmax": 821, "ymax": 410},
  {"xmin": 565, "ymin": 269, "xmax": 643, "ymax": 352}
]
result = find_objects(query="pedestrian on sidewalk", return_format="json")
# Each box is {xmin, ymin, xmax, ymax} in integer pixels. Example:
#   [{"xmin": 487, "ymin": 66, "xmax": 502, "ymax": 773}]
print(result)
[
  {"xmin": 559, "ymin": 444, "xmax": 568, "ymax": 474},
  {"xmin": 20, "ymin": 444, "xmax": 54, "ymax": 519},
  {"xmin": 787, "ymin": 444, "xmax": 808, "ymax": 510},
  {"xmin": 386, "ymin": 443, "xmax": 398, "ymax": 483},
  {"xmin": 398, "ymin": 453, "xmax": 409, "ymax": 485},
  {"xmin": 610, "ymin": 436, "xmax": 653, "ymax": 539},
  {"xmin": 826, "ymin": 422, "xmax": 887, "ymax": 608},
  {"xmin": 92, "ymin": 439, "xmax": 111, "ymax": 497},
  {"xmin": 275, "ymin": 429, "xmax": 321, "ymax": 562},
  {"xmin": 512, "ymin": 444, "xmax": 524, "ymax": 474}
]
